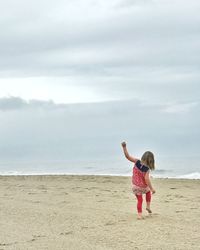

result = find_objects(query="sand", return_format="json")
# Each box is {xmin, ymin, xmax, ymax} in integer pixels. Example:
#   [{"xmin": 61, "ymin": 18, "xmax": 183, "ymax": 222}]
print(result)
[{"xmin": 0, "ymin": 175, "xmax": 200, "ymax": 250}]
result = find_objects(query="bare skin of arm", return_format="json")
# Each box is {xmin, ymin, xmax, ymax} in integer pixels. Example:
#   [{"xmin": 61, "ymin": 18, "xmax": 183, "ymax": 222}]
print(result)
[
  {"xmin": 145, "ymin": 171, "xmax": 156, "ymax": 194},
  {"xmin": 121, "ymin": 142, "xmax": 138, "ymax": 163}
]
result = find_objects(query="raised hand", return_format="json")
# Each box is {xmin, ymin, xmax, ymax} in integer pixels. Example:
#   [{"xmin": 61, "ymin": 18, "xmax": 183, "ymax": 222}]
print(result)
[{"xmin": 121, "ymin": 141, "xmax": 126, "ymax": 147}]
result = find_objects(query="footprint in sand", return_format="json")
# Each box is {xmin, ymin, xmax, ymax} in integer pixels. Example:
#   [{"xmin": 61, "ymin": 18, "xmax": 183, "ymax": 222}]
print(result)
[
  {"xmin": 81, "ymin": 226, "xmax": 95, "ymax": 230},
  {"xmin": 174, "ymin": 195, "xmax": 184, "ymax": 198},
  {"xmin": 72, "ymin": 187, "xmax": 81, "ymax": 190},
  {"xmin": 37, "ymin": 185, "xmax": 47, "ymax": 190},
  {"xmin": 28, "ymin": 235, "xmax": 46, "ymax": 243},
  {"xmin": 28, "ymin": 192, "xmax": 37, "ymax": 195},
  {"xmin": 32, "ymin": 235, "xmax": 46, "ymax": 239},
  {"xmin": 29, "ymin": 200, "xmax": 41, "ymax": 204},
  {"xmin": 119, "ymin": 219, "xmax": 127, "ymax": 222},
  {"xmin": 60, "ymin": 231, "xmax": 73, "ymax": 236},
  {"xmin": 0, "ymin": 241, "xmax": 18, "ymax": 247},
  {"xmin": 105, "ymin": 221, "xmax": 116, "ymax": 226}
]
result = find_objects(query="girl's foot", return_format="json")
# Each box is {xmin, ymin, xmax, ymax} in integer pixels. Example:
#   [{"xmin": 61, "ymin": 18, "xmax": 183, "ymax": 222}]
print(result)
[
  {"xmin": 146, "ymin": 207, "xmax": 152, "ymax": 214},
  {"xmin": 137, "ymin": 214, "xmax": 144, "ymax": 220}
]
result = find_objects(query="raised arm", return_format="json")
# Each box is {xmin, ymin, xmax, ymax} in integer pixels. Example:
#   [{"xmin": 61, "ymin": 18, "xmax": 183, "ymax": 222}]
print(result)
[{"xmin": 121, "ymin": 142, "xmax": 138, "ymax": 163}]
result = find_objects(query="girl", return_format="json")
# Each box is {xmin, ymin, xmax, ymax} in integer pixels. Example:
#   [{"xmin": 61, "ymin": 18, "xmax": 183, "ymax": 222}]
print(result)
[{"xmin": 121, "ymin": 141, "xmax": 155, "ymax": 219}]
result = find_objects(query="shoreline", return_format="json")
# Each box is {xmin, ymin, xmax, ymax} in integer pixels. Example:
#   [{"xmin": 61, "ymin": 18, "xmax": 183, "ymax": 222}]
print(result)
[{"xmin": 0, "ymin": 173, "xmax": 200, "ymax": 180}]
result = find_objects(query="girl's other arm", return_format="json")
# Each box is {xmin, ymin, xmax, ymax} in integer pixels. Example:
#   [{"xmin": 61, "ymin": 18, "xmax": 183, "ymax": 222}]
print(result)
[
  {"xmin": 121, "ymin": 142, "xmax": 138, "ymax": 163},
  {"xmin": 145, "ymin": 171, "xmax": 156, "ymax": 194}
]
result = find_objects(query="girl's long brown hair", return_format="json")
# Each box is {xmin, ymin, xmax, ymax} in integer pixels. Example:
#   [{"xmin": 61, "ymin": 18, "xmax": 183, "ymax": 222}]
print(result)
[{"xmin": 141, "ymin": 151, "xmax": 155, "ymax": 170}]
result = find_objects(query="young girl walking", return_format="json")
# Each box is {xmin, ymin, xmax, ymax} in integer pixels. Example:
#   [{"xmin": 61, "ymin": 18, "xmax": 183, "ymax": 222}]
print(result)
[{"xmin": 121, "ymin": 142, "xmax": 155, "ymax": 219}]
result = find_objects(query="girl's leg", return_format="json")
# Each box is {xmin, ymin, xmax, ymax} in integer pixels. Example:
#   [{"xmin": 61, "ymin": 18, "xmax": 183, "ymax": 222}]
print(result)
[
  {"xmin": 135, "ymin": 194, "xmax": 143, "ymax": 219},
  {"xmin": 146, "ymin": 191, "xmax": 152, "ymax": 213}
]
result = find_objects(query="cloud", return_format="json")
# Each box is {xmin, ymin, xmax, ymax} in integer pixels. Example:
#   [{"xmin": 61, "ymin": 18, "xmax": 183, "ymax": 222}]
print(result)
[
  {"xmin": 0, "ymin": 0, "xmax": 200, "ymax": 107},
  {"xmin": 0, "ymin": 96, "xmax": 57, "ymax": 111},
  {"xmin": 0, "ymin": 96, "xmax": 199, "ymax": 116},
  {"xmin": 0, "ymin": 96, "xmax": 199, "ymax": 163},
  {"xmin": 163, "ymin": 101, "xmax": 199, "ymax": 114},
  {"xmin": 0, "ymin": 96, "xmax": 26, "ymax": 111},
  {"xmin": 116, "ymin": 0, "xmax": 154, "ymax": 9},
  {"xmin": 0, "ymin": 0, "xmax": 200, "ymax": 78}
]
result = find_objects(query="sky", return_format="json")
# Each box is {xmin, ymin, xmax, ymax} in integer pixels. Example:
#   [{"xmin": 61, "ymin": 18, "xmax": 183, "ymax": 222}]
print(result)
[{"xmin": 0, "ymin": 0, "xmax": 200, "ymax": 170}]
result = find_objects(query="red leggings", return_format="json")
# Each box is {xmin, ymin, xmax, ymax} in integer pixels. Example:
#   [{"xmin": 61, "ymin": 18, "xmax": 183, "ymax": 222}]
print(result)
[{"xmin": 135, "ymin": 191, "xmax": 151, "ymax": 213}]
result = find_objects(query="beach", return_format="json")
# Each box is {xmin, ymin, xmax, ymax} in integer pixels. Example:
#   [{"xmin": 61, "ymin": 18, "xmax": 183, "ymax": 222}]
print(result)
[{"xmin": 0, "ymin": 175, "xmax": 199, "ymax": 250}]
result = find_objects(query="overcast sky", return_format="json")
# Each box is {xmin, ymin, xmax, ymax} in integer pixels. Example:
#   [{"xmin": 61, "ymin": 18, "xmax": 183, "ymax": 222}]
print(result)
[{"xmin": 0, "ymin": 0, "xmax": 200, "ymax": 168}]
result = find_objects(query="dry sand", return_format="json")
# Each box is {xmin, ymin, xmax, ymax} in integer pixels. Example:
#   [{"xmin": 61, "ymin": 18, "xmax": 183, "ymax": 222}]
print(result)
[{"xmin": 0, "ymin": 175, "xmax": 200, "ymax": 250}]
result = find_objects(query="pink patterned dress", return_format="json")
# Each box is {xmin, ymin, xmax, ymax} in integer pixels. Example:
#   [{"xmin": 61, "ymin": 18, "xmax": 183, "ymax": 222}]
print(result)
[{"xmin": 132, "ymin": 160, "xmax": 150, "ymax": 195}]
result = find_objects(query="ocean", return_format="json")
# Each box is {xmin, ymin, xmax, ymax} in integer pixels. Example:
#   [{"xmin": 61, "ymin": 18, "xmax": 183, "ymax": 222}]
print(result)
[{"xmin": 0, "ymin": 156, "xmax": 200, "ymax": 179}]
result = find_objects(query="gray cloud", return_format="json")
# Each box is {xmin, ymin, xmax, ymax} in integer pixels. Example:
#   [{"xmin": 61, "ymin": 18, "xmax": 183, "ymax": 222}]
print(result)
[
  {"xmin": 0, "ymin": 96, "xmax": 58, "ymax": 111},
  {"xmin": 0, "ymin": 96, "xmax": 199, "ymax": 114},
  {"xmin": 0, "ymin": 0, "xmax": 199, "ymax": 110},
  {"xmin": 0, "ymin": 0, "xmax": 200, "ymax": 77},
  {"xmin": 0, "ymin": 96, "xmax": 26, "ymax": 111},
  {"xmin": 0, "ymin": 96, "xmax": 199, "ymax": 163}
]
